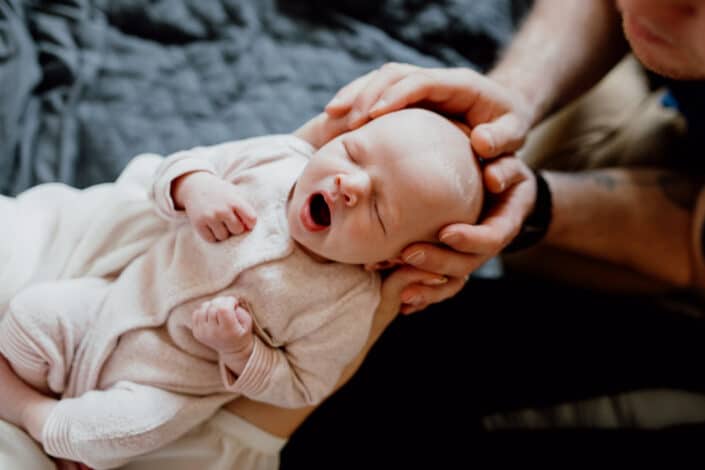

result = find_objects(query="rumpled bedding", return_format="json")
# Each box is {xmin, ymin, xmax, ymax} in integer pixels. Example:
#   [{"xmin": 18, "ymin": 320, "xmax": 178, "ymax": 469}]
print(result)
[
  {"xmin": 3, "ymin": 0, "xmax": 692, "ymax": 438},
  {"xmin": 0, "ymin": 0, "xmax": 528, "ymax": 195}
]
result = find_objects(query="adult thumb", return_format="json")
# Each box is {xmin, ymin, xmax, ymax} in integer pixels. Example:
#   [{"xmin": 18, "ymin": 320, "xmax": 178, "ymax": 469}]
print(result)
[{"xmin": 471, "ymin": 113, "xmax": 528, "ymax": 159}]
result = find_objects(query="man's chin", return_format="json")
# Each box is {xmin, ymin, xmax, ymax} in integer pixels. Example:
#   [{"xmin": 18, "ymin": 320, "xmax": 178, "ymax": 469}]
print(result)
[{"xmin": 629, "ymin": 38, "xmax": 705, "ymax": 80}]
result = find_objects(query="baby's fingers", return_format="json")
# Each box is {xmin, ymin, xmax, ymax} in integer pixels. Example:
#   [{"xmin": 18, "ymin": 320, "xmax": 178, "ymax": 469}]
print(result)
[
  {"xmin": 208, "ymin": 220, "xmax": 230, "ymax": 242},
  {"xmin": 233, "ymin": 200, "xmax": 257, "ymax": 231},
  {"xmin": 196, "ymin": 223, "xmax": 217, "ymax": 243},
  {"xmin": 233, "ymin": 306, "xmax": 252, "ymax": 333},
  {"xmin": 223, "ymin": 213, "xmax": 245, "ymax": 236},
  {"xmin": 192, "ymin": 304, "xmax": 207, "ymax": 325},
  {"xmin": 218, "ymin": 308, "xmax": 243, "ymax": 334}
]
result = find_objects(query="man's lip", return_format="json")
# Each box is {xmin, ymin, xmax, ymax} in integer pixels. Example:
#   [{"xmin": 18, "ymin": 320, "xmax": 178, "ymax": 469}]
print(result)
[
  {"xmin": 300, "ymin": 193, "xmax": 330, "ymax": 232},
  {"xmin": 627, "ymin": 14, "xmax": 675, "ymax": 46}
]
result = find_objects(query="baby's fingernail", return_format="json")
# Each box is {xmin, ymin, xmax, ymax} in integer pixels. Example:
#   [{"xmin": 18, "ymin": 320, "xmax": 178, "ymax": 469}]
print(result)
[
  {"xmin": 370, "ymin": 99, "xmax": 387, "ymax": 114},
  {"xmin": 440, "ymin": 232, "xmax": 460, "ymax": 245},
  {"xmin": 403, "ymin": 250, "xmax": 425, "ymax": 266},
  {"xmin": 349, "ymin": 110, "xmax": 362, "ymax": 125},
  {"xmin": 402, "ymin": 294, "xmax": 421, "ymax": 305},
  {"xmin": 423, "ymin": 276, "xmax": 447, "ymax": 286}
]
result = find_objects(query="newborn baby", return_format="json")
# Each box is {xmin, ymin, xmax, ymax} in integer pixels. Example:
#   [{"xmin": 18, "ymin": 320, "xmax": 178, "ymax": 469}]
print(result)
[{"xmin": 0, "ymin": 109, "xmax": 482, "ymax": 469}]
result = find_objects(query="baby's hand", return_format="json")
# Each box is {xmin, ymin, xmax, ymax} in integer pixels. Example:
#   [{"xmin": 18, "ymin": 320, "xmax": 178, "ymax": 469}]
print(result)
[
  {"xmin": 192, "ymin": 296, "xmax": 254, "ymax": 359},
  {"xmin": 176, "ymin": 172, "xmax": 257, "ymax": 243}
]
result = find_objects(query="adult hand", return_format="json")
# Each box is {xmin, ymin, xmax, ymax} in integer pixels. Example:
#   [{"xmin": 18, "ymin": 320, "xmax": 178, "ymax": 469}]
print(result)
[
  {"xmin": 397, "ymin": 156, "xmax": 537, "ymax": 314},
  {"xmin": 325, "ymin": 62, "xmax": 535, "ymax": 159}
]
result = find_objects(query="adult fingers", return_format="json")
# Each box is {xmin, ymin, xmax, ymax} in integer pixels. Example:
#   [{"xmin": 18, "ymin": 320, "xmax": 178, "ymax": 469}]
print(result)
[
  {"xmin": 381, "ymin": 264, "xmax": 447, "ymax": 301},
  {"xmin": 470, "ymin": 112, "xmax": 529, "ymax": 159},
  {"xmin": 346, "ymin": 63, "xmax": 419, "ymax": 128},
  {"xmin": 399, "ymin": 275, "xmax": 467, "ymax": 315},
  {"xmin": 438, "ymin": 175, "xmax": 536, "ymax": 255},
  {"xmin": 400, "ymin": 242, "xmax": 486, "ymax": 278},
  {"xmin": 324, "ymin": 71, "xmax": 377, "ymax": 117},
  {"xmin": 367, "ymin": 68, "xmax": 444, "ymax": 118},
  {"xmin": 483, "ymin": 156, "xmax": 531, "ymax": 193}
]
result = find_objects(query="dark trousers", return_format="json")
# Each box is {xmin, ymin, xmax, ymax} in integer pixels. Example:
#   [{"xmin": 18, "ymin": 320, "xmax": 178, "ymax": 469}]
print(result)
[{"xmin": 281, "ymin": 277, "xmax": 705, "ymax": 466}]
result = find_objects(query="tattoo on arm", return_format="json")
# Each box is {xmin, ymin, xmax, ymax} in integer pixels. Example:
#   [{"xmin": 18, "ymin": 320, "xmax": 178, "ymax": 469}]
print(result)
[
  {"xmin": 562, "ymin": 171, "xmax": 617, "ymax": 190},
  {"xmin": 559, "ymin": 169, "xmax": 702, "ymax": 210}
]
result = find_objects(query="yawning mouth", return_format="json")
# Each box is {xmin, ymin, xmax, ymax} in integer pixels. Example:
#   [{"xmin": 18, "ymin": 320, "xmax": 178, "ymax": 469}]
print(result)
[
  {"xmin": 310, "ymin": 193, "xmax": 331, "ymax": 226},
  {"xmin": 301, "ymin": 192, "xmax": 331, "ymax": 232}
]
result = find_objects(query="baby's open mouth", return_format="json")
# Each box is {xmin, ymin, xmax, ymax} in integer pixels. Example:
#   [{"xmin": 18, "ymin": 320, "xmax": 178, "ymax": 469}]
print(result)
[{"xmin": 309, "ymin": 193, "xmax": 331, "ymax": 227}]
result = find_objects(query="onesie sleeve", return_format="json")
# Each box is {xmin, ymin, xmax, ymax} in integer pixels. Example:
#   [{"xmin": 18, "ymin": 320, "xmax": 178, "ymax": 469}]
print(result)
[
  {"xmin": 150, "ymin": 135, "xmax": 314, "ymax": 222},
  {"xmin": 218, "ymin": 273, "xmax": 381, "ymax": 408}
]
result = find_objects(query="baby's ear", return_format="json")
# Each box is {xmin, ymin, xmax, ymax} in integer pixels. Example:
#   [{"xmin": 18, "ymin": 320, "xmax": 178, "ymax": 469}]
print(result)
[{"xmin": 364, "ymin": 257, "xmax": 404, "ymax": 271}]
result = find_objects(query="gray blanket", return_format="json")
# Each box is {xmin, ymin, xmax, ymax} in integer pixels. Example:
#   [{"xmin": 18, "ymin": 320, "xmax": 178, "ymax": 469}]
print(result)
[{"xmin": 0, "ymin": 0, "xmax": 529, "ymax": 195}]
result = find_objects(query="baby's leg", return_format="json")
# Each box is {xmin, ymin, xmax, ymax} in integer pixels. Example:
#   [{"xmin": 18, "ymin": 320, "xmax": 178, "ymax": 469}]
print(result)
[
  {"xmin": 0, "ymin": 278, "xmax": 109, "ymax": 394},
  {"xmin": 0, "ymin": 184, "xmax": 85, "ymax": 314}
]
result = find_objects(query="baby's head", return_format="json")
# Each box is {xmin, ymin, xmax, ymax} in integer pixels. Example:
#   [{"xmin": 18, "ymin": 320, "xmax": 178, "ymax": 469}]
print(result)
[{"xmin": 288, "ymin": 108, "xmax": 483, "ymax": 266}]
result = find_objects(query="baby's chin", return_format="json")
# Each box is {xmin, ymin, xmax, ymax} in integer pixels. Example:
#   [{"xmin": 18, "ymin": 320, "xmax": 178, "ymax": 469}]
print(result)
[
  {"xmin": 294, "ymin": 237, "xmax": 382, "ymax": 266},
  {"xmin": 292, "ymin": 237, "xmax": 335, "ymax": 264}
]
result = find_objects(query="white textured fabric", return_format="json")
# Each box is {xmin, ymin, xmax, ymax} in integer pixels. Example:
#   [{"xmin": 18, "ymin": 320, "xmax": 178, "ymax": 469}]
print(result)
[
  {"xmin": 122, "ymin": 410, "xmax": 286, "ymax": 470},
  {"xmin": 0, "ymin": 135, "xmax": 380, "ymax": 468}
]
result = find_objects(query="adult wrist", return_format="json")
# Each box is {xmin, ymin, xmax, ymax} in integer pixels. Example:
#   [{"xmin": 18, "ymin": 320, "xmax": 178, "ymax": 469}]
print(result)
[
  {"xmin": 503, "ymin": 169, "xmax": 553, "ymax": 252},
  {"xmin": 488, "ymin": 67, "xmax": 554, "ymax": 127}
]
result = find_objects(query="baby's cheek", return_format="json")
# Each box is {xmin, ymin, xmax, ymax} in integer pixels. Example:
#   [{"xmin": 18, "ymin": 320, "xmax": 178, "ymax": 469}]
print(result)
[{"xmin": 349, "ymin": 224, "xmax": 395, "ymax": 259}]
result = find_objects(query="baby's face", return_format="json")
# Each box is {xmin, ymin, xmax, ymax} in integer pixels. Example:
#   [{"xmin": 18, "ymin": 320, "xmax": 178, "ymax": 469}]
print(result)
[{"xmin": 288, "ymin": 109, "xmax": 482, "ymax": 265}]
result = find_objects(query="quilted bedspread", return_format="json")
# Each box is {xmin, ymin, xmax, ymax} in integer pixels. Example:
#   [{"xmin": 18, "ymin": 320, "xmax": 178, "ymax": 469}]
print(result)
[{"xmin": 0, "ymin": 0, "xmax": 528, "ymax": 195}]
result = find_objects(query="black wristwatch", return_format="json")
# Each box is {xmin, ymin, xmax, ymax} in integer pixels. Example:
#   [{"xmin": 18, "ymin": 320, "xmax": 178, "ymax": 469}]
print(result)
[{"xmin": 503, "ymin": 169, "xmax": 553, "ymax": 253}]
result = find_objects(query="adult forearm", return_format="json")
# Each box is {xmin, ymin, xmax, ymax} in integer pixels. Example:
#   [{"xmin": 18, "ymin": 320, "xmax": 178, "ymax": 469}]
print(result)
[
  {"xmin": 491, "ymin": 0, "xmax": 626, "ymax": 125},
  {"xmin": 543, "ymin": 169, "xmax": 700, "ymax": 287}
]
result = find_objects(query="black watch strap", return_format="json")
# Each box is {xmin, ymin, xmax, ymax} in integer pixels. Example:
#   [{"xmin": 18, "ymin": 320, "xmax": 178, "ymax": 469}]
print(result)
[{"xmin": 503, "ymin": 169, "xmax": 553, "ymax": 253}]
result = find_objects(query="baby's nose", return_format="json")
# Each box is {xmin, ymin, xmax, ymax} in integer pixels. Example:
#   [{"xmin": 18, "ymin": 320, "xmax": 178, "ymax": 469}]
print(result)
[{"xmin": 336, "ymin": 173, "xmax": 369, "ymax": 206}]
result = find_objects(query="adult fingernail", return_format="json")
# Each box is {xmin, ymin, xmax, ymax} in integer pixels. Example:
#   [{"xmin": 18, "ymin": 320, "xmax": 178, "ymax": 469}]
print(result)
[
  {"xmin": 494, "ymin": 169, "xmax": 506, "ymax": 192},
  {"xmin": 403, "ymin": 250, "xmax": 425, "ymax": 265},
  {"xmin": 423, "ymin": 276, "xmax": 447, "ymax": 286},
  {"xmin": 440, "ymin": 232, "xmax": 460, "ymax": 245},
  {"xmin": 479, "ymin": 128, "xmax": 495, "ymax": 153},
  {"xmin": 326, "ymin": 97, "xmax": 342, "ymax": 109}
]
